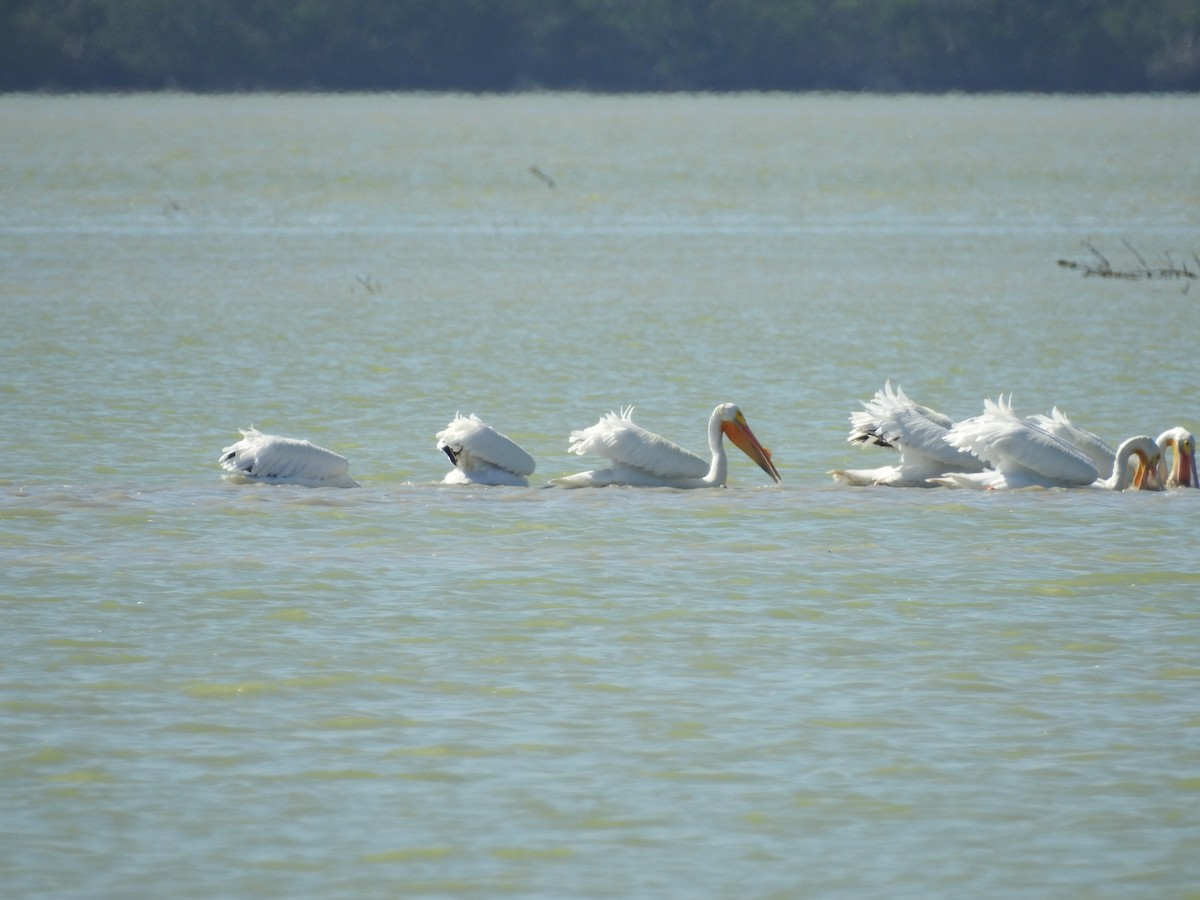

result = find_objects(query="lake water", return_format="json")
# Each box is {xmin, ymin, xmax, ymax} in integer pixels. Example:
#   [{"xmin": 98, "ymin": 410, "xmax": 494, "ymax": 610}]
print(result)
[{"xmin": 2, "ymin": 93, "xmax": 1199, "ymax": 897}]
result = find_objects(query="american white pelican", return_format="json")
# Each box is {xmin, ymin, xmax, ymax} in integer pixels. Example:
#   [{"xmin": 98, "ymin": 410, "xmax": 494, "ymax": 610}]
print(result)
[
  {"xmin": 1156, "ymin": 427, "xmax": 1199, "ymax": 488},
  {"xmin": 830, "ymin": 382, "xmax": 986, "ymax": 487},
  {"xmin": 1026, "ymin": 407, "xmax": 1116, "ymax": 474},
  {"xmin": 552, "ymin": 403, "xmax": 781, "ymax": 488},
  {"xmin": 934, "ymin": 398, "xmax": 1158, "ymax": 490},
  {"xmin": 219, "ymin": 427, "xmax": 360, "ymax": 487},
  {"xmin": 436, "ymin": 413, "xmax": 536, "ymax": 486}
]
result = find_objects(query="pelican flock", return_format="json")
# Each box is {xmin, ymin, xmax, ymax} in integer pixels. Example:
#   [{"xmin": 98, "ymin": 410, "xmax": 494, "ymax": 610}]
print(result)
[
  {"xmin": 832, "ymin": 383, "xmax": 1197, "ymax": 492},
  {"xmin": 216, "ymin": 403, "xmax": 781, "ymax": 490},
  {"xmin": 214, "ymin": 386, "xmax": 1194, "ymax": 494}
]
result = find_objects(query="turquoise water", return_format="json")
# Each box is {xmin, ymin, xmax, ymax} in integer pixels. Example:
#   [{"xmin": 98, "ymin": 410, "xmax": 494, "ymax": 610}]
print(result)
[{"xmin": 2, "ymin": 93, "xmax": 1200, "ymax": 897}]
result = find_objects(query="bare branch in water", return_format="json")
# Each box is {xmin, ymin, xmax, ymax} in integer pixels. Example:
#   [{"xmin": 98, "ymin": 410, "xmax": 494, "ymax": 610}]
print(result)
[
  {"xmin": 1057, "ymin": 240, "xmax": 1197, "ymax": 281},
  {"xmin": 528, "ymin": 164, "xmax": 556, "ymax": 189},
  {"xmin": 355, "ymin": 275, "xmax": 382, "ymax": 295}
]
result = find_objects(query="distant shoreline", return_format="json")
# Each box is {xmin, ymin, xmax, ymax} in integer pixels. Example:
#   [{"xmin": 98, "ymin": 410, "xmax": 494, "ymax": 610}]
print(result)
[{"xmin": 3, "ymin": 0, "xmax": 1196, "ymax": 94}]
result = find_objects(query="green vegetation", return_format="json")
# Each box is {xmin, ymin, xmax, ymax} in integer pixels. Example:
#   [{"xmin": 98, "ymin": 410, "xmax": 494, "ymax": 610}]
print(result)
[{"xmin": 3, "ymin": 0, "xmax": 1198, "ymax": 92}]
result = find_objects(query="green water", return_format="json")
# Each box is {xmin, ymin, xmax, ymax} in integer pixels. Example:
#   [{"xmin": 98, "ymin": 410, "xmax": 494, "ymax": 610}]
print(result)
[{"xmin": 2, "ymin": 93, "xmax": 1199, "ymax": 897}]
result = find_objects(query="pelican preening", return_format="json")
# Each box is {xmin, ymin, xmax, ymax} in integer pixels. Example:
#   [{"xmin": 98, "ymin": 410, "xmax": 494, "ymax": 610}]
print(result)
[
  {"xmin": 552, "ymin": 403, "xmax": 781, "ymax": 488},
  {"xmin": 436, "ymin": 413, "xmax": 536, "ymax": 486},
  {"xmin": 833, "ymin": 384, "xmax": 1197, "ymax": 492},
  {"xmin": 219, "ymin": 427, "xmax": 360, "ymax": 488}
]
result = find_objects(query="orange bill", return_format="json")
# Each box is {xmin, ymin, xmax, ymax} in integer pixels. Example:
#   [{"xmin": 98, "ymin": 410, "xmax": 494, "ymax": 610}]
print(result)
[
  {"xmin": 1176, "ymin": 438, "xmax": 1199, "ymax": 488},
  {"xmin": 723, "ymin": 413, "xmax": 782, "ymax": 483}
]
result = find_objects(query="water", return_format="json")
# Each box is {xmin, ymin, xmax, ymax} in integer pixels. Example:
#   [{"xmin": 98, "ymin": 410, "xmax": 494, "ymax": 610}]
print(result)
[{"xmin": 2, "ymin": 93, "xmax": 1200, "ymax": 897}]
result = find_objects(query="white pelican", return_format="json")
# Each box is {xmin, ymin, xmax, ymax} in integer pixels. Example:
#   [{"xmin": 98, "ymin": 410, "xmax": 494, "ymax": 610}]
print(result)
[
  {"xmin": 934, "ymin": 398, "xmax": 1158, "ymax": 490},
  {"xmin": 219, "ymin": 427, "xmax": 359, "ymax": 487},
  {"xmin": 1027, "ymin": 407, "xmax": 1116, "ymax": 474},
  {"xmin": 1156, "ymin": 427, "xmax": 1199, "ymax": 488},
  {"xmin": 552, "ymin": 403, "xmax": 781, "ymax": 488},
  {"xmin": 830, "ymin": 382, "xmax": 986, "ymax": 487},
  {"xmin": 436, "ymin": 413, "xmax": 536, "ymax": 486}
]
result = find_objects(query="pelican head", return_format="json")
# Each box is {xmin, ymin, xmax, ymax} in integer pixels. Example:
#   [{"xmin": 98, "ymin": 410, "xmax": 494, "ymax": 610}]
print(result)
[
  {"xmin": 715, "ymin": 403, "xmax": 781, "ymax": 483},
  {"xmin": 1156, "ymin": 428, "xmax": 1199, "ymax": 488},
  {"xmin": 1120, "ymin": 436, "xmax": 1164, "ymax": 491}
]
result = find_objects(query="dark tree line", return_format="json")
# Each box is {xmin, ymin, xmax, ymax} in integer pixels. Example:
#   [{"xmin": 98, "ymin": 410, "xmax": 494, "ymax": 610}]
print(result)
[{"xmin": 3, "ymin": 0, "xmax": 1198, "ymax": 92}]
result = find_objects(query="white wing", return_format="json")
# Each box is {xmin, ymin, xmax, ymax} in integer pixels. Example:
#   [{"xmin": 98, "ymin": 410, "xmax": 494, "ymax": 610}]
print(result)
[
  {"xmin": 944, "ymin": 398, "xmax": 1098, "ymax": 488},
  {"xmin": 848, "ymin": 380, "xmax": 956, "ymax": 447},
  {"xmin": 436, "ymin": 413, "xmax": 535, "ymax": 485},
  {"xmin": 219, "ymin": 427, "xmax": 359, "ymax": 487},
  {"xmin": 833, "ymin": 382, "xmax": 984, "ymax": 486},
  {"xmin": 1027, "ymin": 407, "xmax": 1115, "ymax": 474},
  {"xmin": 854, "ymin": 382, "xmax": 984, "ymax": 470},
  {"xmin": 567, "ymin": 407, "xmax": 708, "ymax": 479}
]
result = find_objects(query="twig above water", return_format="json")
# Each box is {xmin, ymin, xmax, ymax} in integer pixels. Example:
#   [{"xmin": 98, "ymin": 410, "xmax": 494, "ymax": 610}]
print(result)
[
  {"xmin": 355, "ymin": 275, "xmax": 382, "ymax": 295},
  {"xmin": 528, "ymin": 164, "xmax": 556, "ymax": 189},
  {"xmin": 1057, "ymin": 239, "xmax": 1198, "ymax": 281}
]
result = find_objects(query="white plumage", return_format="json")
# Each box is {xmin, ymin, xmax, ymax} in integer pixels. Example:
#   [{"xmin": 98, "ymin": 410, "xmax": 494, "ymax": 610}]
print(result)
[
  {"xmin": 553, "ymin": 403, "xmax": 781, "ymax": 489},
  {"xmin": 569, "ymin": 406, "xmax": 709, "ymax": 478},
  {"xmin": 219, "ymin": 427, "xmax": 359, "ymax": 487},
  {"xmin": 936, "ymin": 397, "xmax": 1098, "ymax": 488},
  {"xmin": 1156, "ymin": 427, "xmax": 1199, "ymax": 488},
  {"xmin": 436, "ymin": 413, "xmax": 536, "ymax": 486},
  {"xmin": 1026, "ymin": 406, "xmax": 1116, "ymax": 474},
  {"xmin": 830, "ymin": 381, "xmax": 986, "ymax": 487},
  {"xmin": 935, "ymin": 397, "xmax": 1158, "ymax": 490}
]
